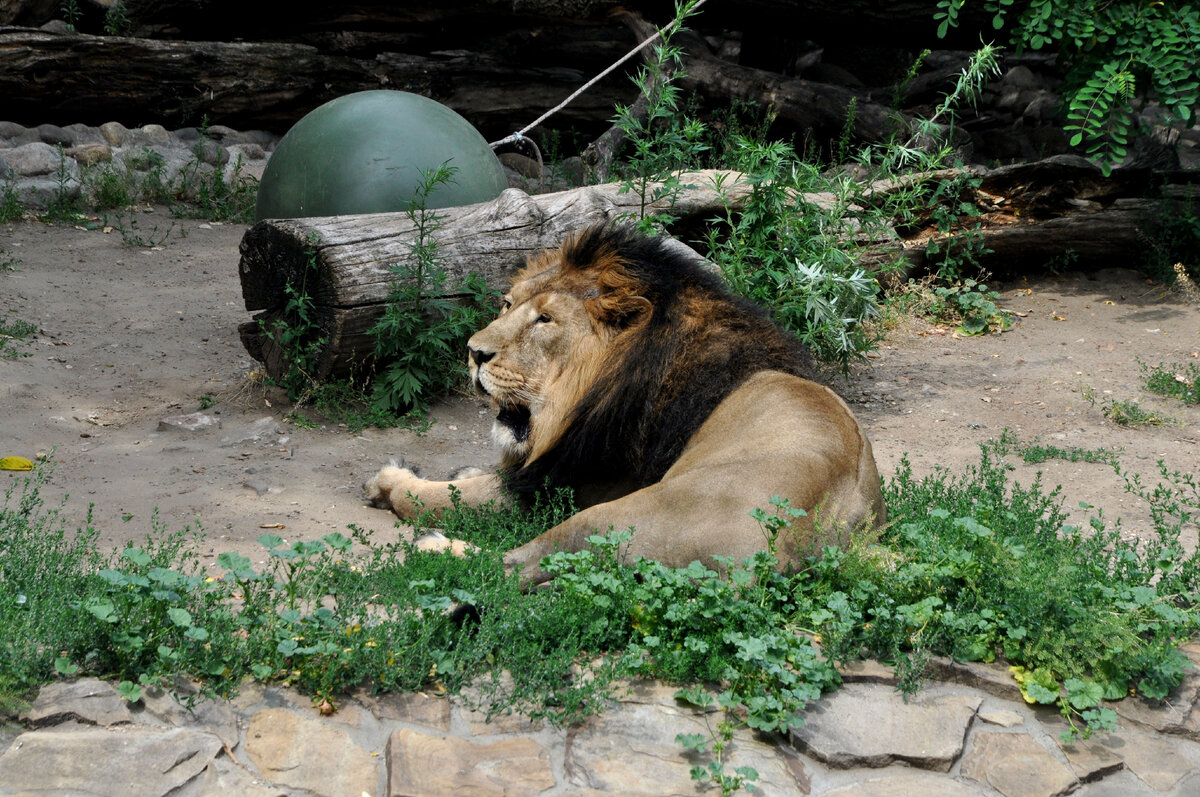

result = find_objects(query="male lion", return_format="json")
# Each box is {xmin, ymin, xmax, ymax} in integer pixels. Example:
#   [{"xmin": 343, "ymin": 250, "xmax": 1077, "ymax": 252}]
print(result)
[{"xmin": 366, "ymin": 224, "xmax": 885, "ymax": 584}]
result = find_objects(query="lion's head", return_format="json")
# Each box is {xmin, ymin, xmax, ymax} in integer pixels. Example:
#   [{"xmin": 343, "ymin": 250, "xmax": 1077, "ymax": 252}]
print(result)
[{"xmin": 468, "ymin": 223, "xmax": 817, "ymax": 502}]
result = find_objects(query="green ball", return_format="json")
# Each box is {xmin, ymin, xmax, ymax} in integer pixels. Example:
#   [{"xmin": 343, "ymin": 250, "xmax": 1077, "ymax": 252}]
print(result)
[{"xmin": 255, "ymin": 90, "xmax": 507, "ymax": 221}]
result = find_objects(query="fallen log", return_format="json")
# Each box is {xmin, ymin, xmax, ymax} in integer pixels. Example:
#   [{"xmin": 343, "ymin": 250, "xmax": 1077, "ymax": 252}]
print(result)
[
  {"xmin": 237, "ymin": 170, "xmax": 754, "ymax": 378},
  {"xmin": 238, "ymin": 158, "xmax": 1186, "ymax": 380},
  {"xmin": 0, "ymin": 26, "xmax": 631, "ymax": 132}
]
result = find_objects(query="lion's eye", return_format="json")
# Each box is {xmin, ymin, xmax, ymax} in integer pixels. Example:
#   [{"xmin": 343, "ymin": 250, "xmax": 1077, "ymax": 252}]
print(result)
[{"xmin": 536, "ymin": 313, "xmax": 552, "ymax": 324}]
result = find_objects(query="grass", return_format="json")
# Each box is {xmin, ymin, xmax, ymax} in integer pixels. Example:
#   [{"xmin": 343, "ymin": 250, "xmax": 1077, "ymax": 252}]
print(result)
[{"xmin": 3, "ymin": 439, "xmax": 1197, "ymax": 751}]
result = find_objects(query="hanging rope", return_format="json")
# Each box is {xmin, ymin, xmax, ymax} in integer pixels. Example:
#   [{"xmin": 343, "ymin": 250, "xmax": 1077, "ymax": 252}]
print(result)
[{"xmin": 488, "ymin": 0, "xmax": 708, "ymax": 151}]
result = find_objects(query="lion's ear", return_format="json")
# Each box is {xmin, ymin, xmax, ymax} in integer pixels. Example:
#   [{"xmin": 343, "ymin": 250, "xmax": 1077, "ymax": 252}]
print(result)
[{"xmin": 592, "ymin": 294, "xmax": 652, "ymax": 329}]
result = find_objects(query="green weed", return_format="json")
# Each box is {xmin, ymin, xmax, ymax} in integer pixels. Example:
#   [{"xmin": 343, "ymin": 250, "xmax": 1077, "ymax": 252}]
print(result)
[
  {"xmin": 1141, "ymin": 359, "xmax": 1200, "ymax": 406},
  {"xmin": 1103, "ymin": 398, "xmax": 1171, "ymax": 428},
  {"xmin": 369, "ymin": 163, "xmax": 497, "ymax": 415},
  {"xmin": 0, "ymin": 179, "xmax": 22, "ymax": 223},
  {"xmin": 0, "ymin": 314, "xmax": 37, "ymax": 359},
  {"xmin": 932, "ymin": 278, "xmax": 1012, "ymax": 335}
]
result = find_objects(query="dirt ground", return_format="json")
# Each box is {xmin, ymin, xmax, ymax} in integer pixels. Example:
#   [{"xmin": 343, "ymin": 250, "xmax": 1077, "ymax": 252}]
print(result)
[{"xmin": 2, "ymin": 219, "xmax": 1198, "ymax": 575}]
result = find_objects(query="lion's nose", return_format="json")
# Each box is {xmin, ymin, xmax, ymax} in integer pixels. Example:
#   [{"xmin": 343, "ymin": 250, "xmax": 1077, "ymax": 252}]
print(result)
[{"xmin": 469, "ymin": 346, "xmax": 495, "ymax": 366}]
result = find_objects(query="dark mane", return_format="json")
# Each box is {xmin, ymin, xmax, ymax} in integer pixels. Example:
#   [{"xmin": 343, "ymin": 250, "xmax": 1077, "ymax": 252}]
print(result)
[{"xmin": 504, "ymin": 223, "xmax": 818, "ymax": 500}]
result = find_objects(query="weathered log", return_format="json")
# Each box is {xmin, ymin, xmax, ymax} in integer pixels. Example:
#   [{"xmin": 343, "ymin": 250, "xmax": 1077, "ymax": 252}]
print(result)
[
  {"xmin": 238, "ymin": 158, "xmax": 1184, "ymax": 380},
  {"xmin": 0, "ymin": 26, "xmax": 632, "ymax": 133},
  {"xmin": 238, "ymin": 171, "xmax": 758, "ymax": 378}
]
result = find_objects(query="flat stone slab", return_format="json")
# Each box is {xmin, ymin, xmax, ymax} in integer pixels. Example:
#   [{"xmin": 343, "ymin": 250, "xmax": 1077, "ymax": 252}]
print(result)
[
  {"xmin": 20, "ymin": 678, "xmax": 134, "ymax": 728},
  {"xmin": 0, "ymin": 726, "xmax": 221, "ymax": 796},
  {"xmin": 821, "ymin": 773, "xmax": 990, "ymax": 796},
  {"xmin": 244, "ymin": 708, "xmax": 378, "ymax": 797},
  {"xmin": 566, "ymin": 697, "xmax": 810, "ymax": 794},
  {"xmin": 961, "ymin": 731, "xmax": 1078, "ymax": 797},
  {"xmin": 790, "ymin": 683, "xmax": 982, "ymax": 771},
  {"xmin": 386, "ymin": 727, "xmax": 555, "ymax": 796}
]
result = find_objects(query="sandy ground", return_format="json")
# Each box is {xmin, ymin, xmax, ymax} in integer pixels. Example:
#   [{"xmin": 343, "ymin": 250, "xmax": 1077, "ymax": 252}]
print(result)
[{"xmin": 2, "ymin": 219, "xmax": 1198, "ymax": 577}]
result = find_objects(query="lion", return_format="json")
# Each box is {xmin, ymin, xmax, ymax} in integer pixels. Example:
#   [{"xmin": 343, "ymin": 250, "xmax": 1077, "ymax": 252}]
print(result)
[{"xmin": 366, "ymin": 223, "xmax": 885, "ymax": 585}]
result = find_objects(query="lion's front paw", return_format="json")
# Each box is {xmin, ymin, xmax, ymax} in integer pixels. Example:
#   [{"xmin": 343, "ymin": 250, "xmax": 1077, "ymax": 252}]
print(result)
[
  {"xmin": 414, "ymin": 530, "xmax": 479, "ymax": 558},
  {"xmin": 364, "ymin": 463, "xmax": 422, "ymax": 513}
]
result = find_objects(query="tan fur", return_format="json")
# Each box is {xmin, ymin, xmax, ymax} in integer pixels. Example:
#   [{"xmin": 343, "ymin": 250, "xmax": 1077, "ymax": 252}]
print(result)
[{"xmin": 366, "ymin": 231, "xmax": 886, "ymax": 585}]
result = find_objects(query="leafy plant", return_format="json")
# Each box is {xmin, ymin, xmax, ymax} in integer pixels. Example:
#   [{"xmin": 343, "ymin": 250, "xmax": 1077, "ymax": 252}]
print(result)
[
  {"xmin": 0, "ymin": 314, "xmax": 37, "ymax": 360},
  {"xmin": 1140, "ymin": 360, "xmax": 1200, "ymax": 406},
  {"xmin": 41, "ymin": 145, "xmax": 82, "ymax": 223},
  {"xmin": 1103, "ymin": 397, "xmax": 1170, "ymax": 428},
  {"xmin": 369, "ymin": 163, "xmax": 496, "ymax": 415},
  {"xmin": 102, "ymin": 1, "xmax": 131, "ymax": 36},
  {"xmin": 260, "ymin": 235, "xmax": 328, "ymax": 403},
  {"xmin": 932, "ymin": 278, "xmax": 1012, "ymax": 335},
  {"xmin": 0, "ymin": 178, "xmax": 22, "ymax": 223},
  {"xmin": 937, "ymin": 1, "xmax": 1200, "ymax": 174},
  {"xmin": 612, "ymin": 0, "xmax": 709, "ymax": 233}
]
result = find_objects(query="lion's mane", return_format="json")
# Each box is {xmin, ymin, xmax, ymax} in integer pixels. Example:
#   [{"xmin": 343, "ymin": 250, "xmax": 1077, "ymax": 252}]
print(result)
[{"xmin": 503, "ymin": 223, "xmax": 819, "ymax": 499}]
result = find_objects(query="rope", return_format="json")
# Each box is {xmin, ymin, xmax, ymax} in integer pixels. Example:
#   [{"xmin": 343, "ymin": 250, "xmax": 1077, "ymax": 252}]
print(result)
[{"xmin": 489, "ymin": 0, "xmax": 707, "ymax": 151}]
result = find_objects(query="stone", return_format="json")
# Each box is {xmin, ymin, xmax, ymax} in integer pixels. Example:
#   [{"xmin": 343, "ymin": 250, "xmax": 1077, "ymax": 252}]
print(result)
[
  {"xmin": 1001, "ymin": 65, "xmax": 1040, "ymax": 92},
  {"xmin": 244, "ymin": 707, "xmax": 379, "ymax": 797},
  {"xmin": 1110, "ymin": 729, "xmax": 1196, "ymax": 791},
  {"xmin": 837, "ymin": 658, "xmax": 897, "ymax": 685},
  {"xmin": 359, "ymin": 689, "xmax": 452, "ymax": 731},
  {"xmin": 1058, "ymin": 734, "xmax": 1124, "ymax": 782},
  {"xmin": 172, "ymin": 757, "xmax": 287, "ymax": 797},
  {"xmin": 137, "ymin": 124, "xmax": 173, "ymax": 145},
  {"xmin": 0, "ymin": 726, "xmax": 222, "ymax": 796},
  {"xmin": 99, "ymin": 121, "xmax": 129, "ymax": 147},
  {"xmin": 926, "ymin": 657, "xmax": 1025, "ymax": 701},
  {"xmin": 567, "ymin": 700, "xmax": 809, "ymax": 794},
  {"xmin": 0, "ymin": 121, "xmax": 30, "ymax": 140},
  {"xmin": 1110, "ymin": 662, "xmax": 1200, "ymax": 738},
  {"xmin": 979, "ymin": 708, "xmax": 1025, "ymax": 728},
  {"xmin": 21, "ymin": 678, "xmax": 135, "ymax": 728},
  {"xmin": 387, "ymin": 728, "xmax": 555, "ymax": 796},
  {"xmin": 789, "ymin": 683, "xmax": 982, "ymax": 771},
  {"xmin": 139, "ymin": 683, "xmax": 240, "ymax": 747},
  {"xmin": 821, "ymin": 773, "xmax": 989, "ymax": 796},
  {"xmin": 1, "ymin": 142, "xmax": 69, "ymax": 177},
  {"xmin": 67, "ymin": 142, "xmax": 112, "ymax": 166},
  {"xmin": 158, "ymin": 411, "xmax": 220, "ymax": 432},
  {"xmin": 37, "ymin": 123, "xmax": 75, "ymax": 146},
  {"xmin": 961, "ymin": 732, "xmax": 1078, "ymax": 797}
]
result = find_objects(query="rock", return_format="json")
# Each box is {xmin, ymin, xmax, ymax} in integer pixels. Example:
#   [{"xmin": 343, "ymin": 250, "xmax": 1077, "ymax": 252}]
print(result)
[
  {"xmin": 1109, "ymin": 729, "xmax": 1196, "ymax": 791},
  {"xmin": 355, "ymin": 689, "xmax": 452, "ymax": 730},
  {"xmin": 821, "ymin": 773, "xmax": 989, "ymax": 796},
  {"xmin": 789, "ymin": 683, "xmax": 982, "ymax": 771},
  {"xmin": 36, "ymin": 122, "xmax": 75, "ymax": 146},
  {"xmin": 139, "ymin": 682, "xmax": 240, "ymax": 748},
  {"xmin": 0, "ymin": 726, "xmax": 222, "ymax": 796},
  {"xmin": 136, "ymin": 124, "xmax": 172, "ymax": 145},
  {"xmin": 567, "ymin": 699, "xmax": 809, "ymax": 794},
  {"xmin": 0, "ymin": 121, "xmax": 30, "ymax": 140},
  {"xmin": 21, "ymin": 678, "xmax": 134, "ymax": 728},
  {"xmin": 158, "ymin": 412, "xmax": 220, "ymax": 432},
  {"xmin": 67, "ymin": 142, "xmax": 112, "ymax": 166},
  {"xmin": 960, "ymin": 732, "xmax": 1077, "ymax": 797},
  {"xmin": 244, "ymin": 707, "xmax": 379, "ymax": 797},
  {"xmin": 192, "ymin": 138, "xmax": 230, "ymax": 167},
  {"xmin": 386, "ymin": 727, "xmax": 555, "ymax": 796},
  {"xmin": 172, "ymin": 757, "xmax": 287, "ymax": 797},
  {"xmin": 979, "ymin": 708, "xmax": 1026, "ymax": 728},
  {"xmin": 99, "ymin": 121, "xmax": 129, "ymax": 147},
  {"xmin": 1001, "ymin": 65, "xmax": 1041, "ymax": 92},
  {"xmin": 2, "ymin": 141, "xmax": 69, "ymax": 177}
]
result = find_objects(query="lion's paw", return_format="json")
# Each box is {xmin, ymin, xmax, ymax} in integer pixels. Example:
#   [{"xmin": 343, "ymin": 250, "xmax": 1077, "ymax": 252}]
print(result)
[
  {"xmin": 364, "ymin": 463, "xmax": 422, "ymax": 509},
  {"xmin": 414, "ymin": 531, "xmax": 479, "ymax": 558}
]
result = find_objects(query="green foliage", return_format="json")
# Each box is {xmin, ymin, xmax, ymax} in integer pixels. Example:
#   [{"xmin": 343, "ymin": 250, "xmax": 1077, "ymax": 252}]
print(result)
[
  {"xmin": 260, "ymin": 237, "xmax": 328, "ymax": 403},
  {"xmin": 938, "ymin": 1, "xmax": 1200, "ymax": 174},
  {"xmin": 102, "ymin": 1, "xmax": 131, "ymax": 36},
  {"xmin": 1141, "ymin": 360, "xmax": 1200, "ymax": 406},
  {"xmin": 1103, "ymin": 397, "xmax": 1170, "ymax": 428},
  {"xmin": 931, "ymin": 278, "xmax": 1012, "ymax": 335},
  {"xmin": 613, "ymin": 0, "xmax": 709, "ymax": 233},
  {"xmin": 0, "ymin": 314, "xmax": 37, "ymax": 359},
  {"xmin": 369, "ymin": 163, "xmax": 497, "ymax": 415},
  {"xmin": 0, "ymin": 179, "xmax": 24, "ymax": 223},
  {"xmin": 4, "ymin": 442, "xmax": 1199, "ymax": 747},
  {"xmin": 40, "ymin": 144, "xmax": 83, "ymax": 223},
  {"xmin": 705, "ymin": 141, "xmax": 884, "ymax": 367}
]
